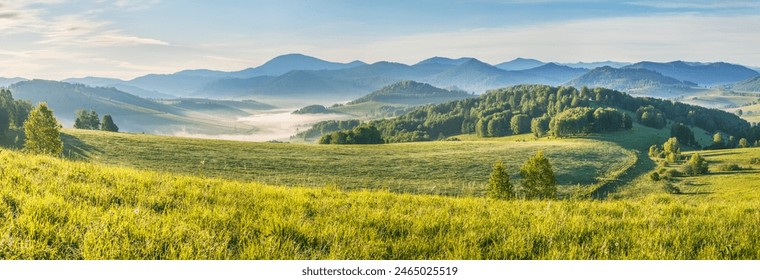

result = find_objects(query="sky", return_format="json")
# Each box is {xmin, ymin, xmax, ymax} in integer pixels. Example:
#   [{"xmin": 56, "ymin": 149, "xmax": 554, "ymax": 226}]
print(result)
[{"xmin": 1, "ymin": 0, "xmax": 759, "ymax": 80}]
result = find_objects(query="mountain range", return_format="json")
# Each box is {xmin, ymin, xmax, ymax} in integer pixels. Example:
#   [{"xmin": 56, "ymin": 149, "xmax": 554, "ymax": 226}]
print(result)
[{"xmin": 4, "ymin": 54, "xmax": 760, "ymax": 105}]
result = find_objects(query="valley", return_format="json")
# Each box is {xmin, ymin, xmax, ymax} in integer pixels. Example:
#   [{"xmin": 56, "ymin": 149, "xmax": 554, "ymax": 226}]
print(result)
[{"xmin": 3, "ymin": 53, "xmax": 760, "ymax": 260}]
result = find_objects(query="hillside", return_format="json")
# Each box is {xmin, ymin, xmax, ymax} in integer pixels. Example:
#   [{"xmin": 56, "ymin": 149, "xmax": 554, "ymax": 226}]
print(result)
[
  {"xmin": 562, "ymin": 61, "xmax": 630, "ymax": 69},
  {"xmin": 347, "ymin": 80, "xmax": 472, "ymax": 105},
  {"xmin": 292, "ymin": 105, "xmax": 334, "ymax": 114},
  {"xmin": 726, "ymin": 75, "xmax": 760, "ymax": 92},
  {"xmin": 566, "ymin": 66, "xmax": 698, "ymax": 97},
  {"xmin": 8, "ymin": 80, "xmax": 258, "ymax": 134},
  {"xmin": 333, "ymin": 85, "xmax": 752, "ymax": 145},
  {"xmin": 63, "ymin": 77, "xmax": 176, "ymax": 99},
  {"xmin": 424, "ymin": 59, "xmax": 543, "ymax": 93},
  {"xmin": 495, "ymin": 58, "xmax": 545, "ymax": 71},
  {"xmin": 415, "ymin": 56, "xmax": 474, "ymax": 66},
  {"xmin": 2, "ymin": 137, "xmax": 760, "ymax": 259},
  {"xmin": 624, "ymin": 61, "xmax": 759, "ymax": 86},
  {"xmin": 520, "ymin": 63, "xmax": 588, "ymax": 84},
  {"xmin": 0, "ymin": 77, "xmax": 28, "ymax": 87},
  {"xmin": 63, "ymin": 129, "xmax": 632, "ymax": 197}
]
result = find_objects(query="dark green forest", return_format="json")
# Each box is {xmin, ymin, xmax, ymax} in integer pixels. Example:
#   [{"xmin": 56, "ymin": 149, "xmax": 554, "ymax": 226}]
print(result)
[{"xmin": 314, "ymin": 85, "xmax": 758, "ymax": 145}]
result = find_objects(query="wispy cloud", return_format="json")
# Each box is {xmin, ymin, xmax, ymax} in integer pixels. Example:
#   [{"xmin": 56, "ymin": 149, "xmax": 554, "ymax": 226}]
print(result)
[
  {"xmin": 315, "ymin": 14, "xmax": 760, "ymax": 66},
  {"xmin": 627, "ymin": 0, "xmax": 760, "ymax": 9}
]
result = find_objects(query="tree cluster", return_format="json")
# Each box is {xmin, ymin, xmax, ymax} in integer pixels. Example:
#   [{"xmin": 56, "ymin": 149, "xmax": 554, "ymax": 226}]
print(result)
[
  {"xmin": 302, "ymin": 85, "xmax": 758, "ymax": 145},
  {"xmin": 73, "ymin": 109, "xmax": 118, "ymax": 132},
  {"xmin": 487, "ymin": 151, "xmax": 556, "ymax": 200},
  {"xmin": 74, "ymin": 109, "xmax": 100, "ymax": 130},
  {"xmin": 319, "ymin": 124, "xmax": 384, "ymax": 144},
  {"xmin": 0, "ymin": 89, "xmax": 33, "ymax": 135},
  {"xmin": 294, "ymin": 119, "xmax": 361, "ymax": 140}
]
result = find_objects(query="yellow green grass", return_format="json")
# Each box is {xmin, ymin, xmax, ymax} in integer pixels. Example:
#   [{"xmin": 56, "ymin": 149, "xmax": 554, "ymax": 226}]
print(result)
[
  {"xmin": 61, "ymin": 129, "xmax": 633, "ymax": 197},
  {"xmin": 0, "ymin": 149, "xmax": 759, "ymax": 259}
]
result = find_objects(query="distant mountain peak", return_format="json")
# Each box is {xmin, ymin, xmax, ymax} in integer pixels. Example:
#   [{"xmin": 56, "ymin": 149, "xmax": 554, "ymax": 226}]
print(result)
[
  {"xmin": 348, "ymin": 80, "xmax": 471, "ymax": 105},
  {"xmin": 415, "ymin": 56, "xmax": 476, "ymax": 66},
  {"xmin": 495, "ymin": 57, "xmax": 545, "ymax": 71}
]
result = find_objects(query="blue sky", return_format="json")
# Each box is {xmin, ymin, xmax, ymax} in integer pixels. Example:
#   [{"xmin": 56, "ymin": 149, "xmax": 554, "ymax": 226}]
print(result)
[{"xmin": 1, "ymin": 0, "xmax": 759, "ymax": 79}]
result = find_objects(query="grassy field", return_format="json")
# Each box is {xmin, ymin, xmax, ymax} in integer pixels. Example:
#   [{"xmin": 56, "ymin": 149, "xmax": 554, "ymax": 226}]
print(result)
[
  {"xmin": 0, "ymin": 149, "xmax": 758, "ymax": 259},
  {"xmin": 60, "ymin": 129, "xmax": 633, "ymax": 197}
]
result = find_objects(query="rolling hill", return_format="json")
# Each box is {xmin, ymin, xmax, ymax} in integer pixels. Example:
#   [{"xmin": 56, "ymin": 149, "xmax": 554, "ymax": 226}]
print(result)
[
  {"xmin": 566, "ymin": 66, "xmax": 698, "ymax": 97},
  {"xmin": 725, "ymin": 75, "xmax": 760, "ymax": 92},
  {"xmin": 562, "ymin": 61, "xmax": 630, "ymax": 69},
  {"xmin": 424, "ymin": 59, "xmax": 543, "ymax": 93},
  {"xmin": 624, "ymin": 61, "xmax": 759, "ymax": 86},
  {"xmin": 63, "ymin": 77, "xmax": 176, "ymax": 99},
  {"xmin": 7, "ymin": 80, "xmax": 259, "ymax": 134},
  {"xmin": 347, "ymin": 80, "xmax": 472, "ymax": 105},
  {"xmin": 0, "ymin": 77, "xmax": 28, "ymax": 87},
  {"xmin": 414, "ymin": 56, "xmax": 474, "ymax": 66},
  {"xmin": 520, "ymin": 63, "xmax": 588, "ymax": 84}
]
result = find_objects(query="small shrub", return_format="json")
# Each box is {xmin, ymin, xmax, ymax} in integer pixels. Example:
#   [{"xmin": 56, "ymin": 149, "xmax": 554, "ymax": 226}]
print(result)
[
  {"xmin": 649, "ymin": 172, "xmax": 661, "ymax": 181},
  {"xmin": 750, "ymin": 158, "xmax": 760, "ymax": 165},
  {"xmin": 714, "ymin": 163, "xmax": 742, "ymax": 172},
  {"xmin": 663, "ymin": 182, "xmax": 682, "ymax": 194}
]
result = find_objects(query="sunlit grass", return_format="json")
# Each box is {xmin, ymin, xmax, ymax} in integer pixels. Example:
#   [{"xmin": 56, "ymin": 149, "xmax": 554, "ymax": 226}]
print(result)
[{"xmin": 0, "ymin": 149, "xmax": 758, "ymax": 259}]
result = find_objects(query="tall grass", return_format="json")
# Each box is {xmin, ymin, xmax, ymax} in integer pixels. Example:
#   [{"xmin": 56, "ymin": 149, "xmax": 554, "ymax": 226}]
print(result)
[{"xmin": 1, "ymin": 150, "xmax": 758, "ymax": 259}]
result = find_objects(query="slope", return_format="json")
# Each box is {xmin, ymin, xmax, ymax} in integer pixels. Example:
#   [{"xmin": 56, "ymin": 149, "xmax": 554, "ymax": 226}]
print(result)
[
  {"xmin": 624, "ymin": 61, "xmax": 758, "ymax": 86},
  {"xmin": 725, "ymin": 75, "xmax": 760, "ymax": 92},
  {"xmin": 566, "ymin": 66, "xmax": 699, "ymax": 97},
  {"xmin": 347, "ymin": 80, "xmax": 473, "ymax": 105},
  {"xmin": 63, "ymin": 129, "xmax": 632, "ymax": 197},
  {"xmin": 8, "ymin": 80, "xmax": 258, "ymax": 134},
  {"xmin": 520, "ymin": 63, "xmax": 588, "ymax": 84},
  {"xmin": 1, "ymin": 141, "xmax": 759, "ymax": 259}
]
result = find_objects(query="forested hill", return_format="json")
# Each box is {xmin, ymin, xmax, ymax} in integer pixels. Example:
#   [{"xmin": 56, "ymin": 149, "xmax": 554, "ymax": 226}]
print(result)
[
  {"xmin": 347, "ymin": 80, "xmax": 472, "ymax": 105},
  {"xmin": 317, "ymin": 84, "xmax": 757, "ymax": 144}
]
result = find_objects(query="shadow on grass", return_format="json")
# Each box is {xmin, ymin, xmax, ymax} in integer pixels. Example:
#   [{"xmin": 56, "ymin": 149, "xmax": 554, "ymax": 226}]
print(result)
[
  {"xmin": 61, "ymin": 132, "xmax": 101, "ymax": 160},
  {"xmin": 676, "ymin": 191, "xmax": 713, "ymax": 195}
]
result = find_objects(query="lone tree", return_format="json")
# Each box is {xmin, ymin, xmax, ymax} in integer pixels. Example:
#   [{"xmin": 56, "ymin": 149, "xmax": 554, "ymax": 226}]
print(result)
[
  {"xmin": 23, "ymin": 103, "xmax": 63, "ymax": 156},
  {"xmin": 712, "ymin": 132, "xmax": 725, "ymax": 148},
  {"xmin": 739, "ymin": 138, "xmax": 749, "ymax": 148},
  {"xmin": 662, "ymin": 137, "xmax": 681, "ymax": 163},
  {"xmin": 100, "ymin": 114, "xmax": 119, "ymax": 132},
  {"xmin": 487, "ymin": 160, "xmax": 514, "ymax": 199},
  {"xmin": 520, "ymin": 150, "xmax": 556, "ymax": 199}
]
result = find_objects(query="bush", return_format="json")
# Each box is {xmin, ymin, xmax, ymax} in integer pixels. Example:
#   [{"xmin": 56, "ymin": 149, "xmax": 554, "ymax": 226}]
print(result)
[
  {"xmin": 487, "ymin": 161, "xmax": 514, "ymax": 199},
  {"xmin": 750, "ymin": 158, "xmax": 760, "ymax": 165},
  {"xmin": 714, "ymin": 163, "xmax": 742, "ymax": 172},
  {"xmin": 682, "ymin": 153, "xmax": 709, "ymax": 175},
  {"xmin": 649, "ymin": 172, "xmax": 661, "ymax": 181},
  {"xmin": 663, "ymin": 182, "xmax": 682, "ymax": 194}
]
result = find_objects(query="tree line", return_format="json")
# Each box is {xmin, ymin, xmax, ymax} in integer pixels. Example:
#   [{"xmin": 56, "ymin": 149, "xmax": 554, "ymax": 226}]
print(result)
[{"xmin": 313, "ymin": 84, "xmax": 755, "ymax": 145}]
